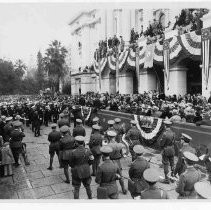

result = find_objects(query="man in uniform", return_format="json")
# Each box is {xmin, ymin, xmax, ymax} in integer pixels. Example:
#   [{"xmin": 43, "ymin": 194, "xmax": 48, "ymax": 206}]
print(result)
[
  {"xmin": 72, "ymin": 119, "xmax": 86, "ymax": 137},
  {"xmin": 159, "ymin": 120, "xmax": 175, "ymax": 183},
  {"xmin": 9, "ymin": 121, "xmax": 25, "ymax": 167},
  {"xmin": 141, "ymin": 168, "xmax": 169, "ymax": 199},
  {"xmin": 59, "ymin": 125, "xmax": 76, "ymax": 183},
  {"xmin": 176, "ymin": 151, "xmax": 201, "ymax": 199},
  {"xmin": 107, "ymin": 130, "xmax": 127, "ymax": 194},
  {"xmin": 128, "ymin": 145, "xmax": 150, "ymax": 199},
  {"xmin": 95, "ymin": 145, "xmax": 121, "ymax": 199},
  {"xmin": 89, "ymin": 124, "xmax": 103, "ymax": 176},
  {"xmin": 174, "ymin": 133, "xmax": 196, "ymax": 176},
  {"xmin": 91, "ymin": 117, "xmax": 103, "ymax": 135},
  {"xmin": 125, "ymin": 120, "xmax": 142, "ymax": 161},
  {"xmin": 47, "ymin": 123, "xmax": 62, "ymax": 170},
  {"xmin": 3, "ymin": 117, "xmax": 13, "ymax": 142},
  {"xmin": 57, "ymin": 113, "xmax": 69, "ymax": 128},
  {"xmin": 104, "ymin": 120, "xmax": 116, "ymax": 139},
  {"xmin": 69, "ymin": 136, "xmax": 94, "ymax": 199},
  {"xmin": 113, "ymin": 118, "xmax": 125, "ymax": 143}
]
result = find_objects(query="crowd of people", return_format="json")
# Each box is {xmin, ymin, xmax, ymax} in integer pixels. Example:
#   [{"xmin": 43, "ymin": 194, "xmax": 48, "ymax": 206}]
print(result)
[{"xmin": 0, "ymin": 91, "xmax": 211, "ymax": 199}]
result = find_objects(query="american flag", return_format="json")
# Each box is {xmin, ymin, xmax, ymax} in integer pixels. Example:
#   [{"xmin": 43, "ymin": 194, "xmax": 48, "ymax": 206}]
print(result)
[
  {"xmin": 163, "ymin": 40, "xmax": 170, "ymax": 90},
  {"xmin": 201, "ymin": 27, "xmax": 211, "ymax": 89}
]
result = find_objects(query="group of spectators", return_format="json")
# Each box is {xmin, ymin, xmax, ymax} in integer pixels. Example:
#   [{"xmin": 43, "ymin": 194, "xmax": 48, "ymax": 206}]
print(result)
[{"xmin": 94, "ymin": 35, "xmax": 125, "ymax": 61}]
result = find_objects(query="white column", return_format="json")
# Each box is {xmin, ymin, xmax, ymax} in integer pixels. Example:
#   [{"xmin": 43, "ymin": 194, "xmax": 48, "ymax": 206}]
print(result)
[
  {"xmin": 107, "ymin": 9, "xmax": 113, "ymax": 38},
  {"xmin": 139, "ymin": 71, "xmax": 157, "ymax": 93},
  {"xmin": 130, "ymin": 9, "xmax": 136, "ymax": 30},
  {"xmin": 165, "ymin": 66, "xmax": 188, "ymax": 96},
  {"xmin": 122, "ymin": 9, "xmax": 131, "ymax": 44}
]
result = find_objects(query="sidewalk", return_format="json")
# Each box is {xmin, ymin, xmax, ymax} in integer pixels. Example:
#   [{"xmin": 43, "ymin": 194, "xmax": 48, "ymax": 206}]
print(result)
[{"xmin": 0, "ymin": 123, "xmax": 179, "ymax": 199}]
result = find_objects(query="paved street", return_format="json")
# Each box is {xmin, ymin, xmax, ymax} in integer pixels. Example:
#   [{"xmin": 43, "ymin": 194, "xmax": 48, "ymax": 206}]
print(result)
[{"xmin": 0, "ymin": 123, "xmax": 179, "ymax": 200}]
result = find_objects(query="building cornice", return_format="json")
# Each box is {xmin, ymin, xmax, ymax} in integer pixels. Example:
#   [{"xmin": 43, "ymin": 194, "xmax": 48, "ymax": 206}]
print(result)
[{"xmin": 68, "ymin": 9, "xmax": 97, "ymax": 26}]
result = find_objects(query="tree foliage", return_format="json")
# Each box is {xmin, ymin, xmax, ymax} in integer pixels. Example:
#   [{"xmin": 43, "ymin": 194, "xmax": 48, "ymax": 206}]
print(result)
[{"xmin": 44, "ymin": 40, "xmax": 68, "ymax": 92}]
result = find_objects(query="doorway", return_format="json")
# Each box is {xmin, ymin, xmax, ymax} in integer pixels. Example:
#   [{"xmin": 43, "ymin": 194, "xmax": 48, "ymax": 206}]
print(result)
[{"xmin": 109, "ymin": 72, "xmax": 116, "ymax": 94}]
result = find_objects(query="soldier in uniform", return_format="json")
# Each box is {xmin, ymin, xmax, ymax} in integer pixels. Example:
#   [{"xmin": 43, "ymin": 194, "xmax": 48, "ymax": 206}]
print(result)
[
  {"xmin": 113, "ymin": 118, "xmax": 125, "ymax": 143},
  {"xmin": 159, "ymin": 120, "xmax": 175, "ymax": 183},
  {"xmin": 95, "ymin": 145, "xmax": 121, "ymax": 199},
  {"xmin": 9, "ymin": 121, "xmax": 25, "ymax": 167},
  {"xmin": 174, "ymin": 133, "xmax": 196, "ymax": 176},
  {"xmin": 89, "ymin": 124, "xmax": 103, "ymax": 176},
  {"xmin": 69, "ymin": 136, "xmax": 94, "ymax": 199},
  {"xmin": 47, "ymin": 123, "xmax": 62, "ymax": 170},
  {"xmin": 176, "ymin": 151, "xmax": 201, "ymax": 199},
  {"xmin": 57, "ymin": 113, "xmax": 69, "ymax": 128},
  {"xmin": 0, "ymin": 116, "xmax": 6, "ymax": 140},
  {"xmin": 91, "ymin": 117, "xmax": 103, "ymax": 135},
  {"xmin": 3, "ymin": 117, "xmax": 13, "ymax": 142},
  {"xmin": 125, "ymin": 120, "xmax": 142, "ymax": 161},
  {"xmin": 59, "ymin": 125, "xmax": 76, "ymax": 183},
  {"xmin": 72, "ymin": 105, "xmax": 83, "ymax": 127},
  {"xmin": 107, "ymin": 130, "xmax": 127, "ymax": 194},
  {"xmin": 194, "ymin": 181, "xmax": 211, "ymax": 199},
  {"xmin": 72, "ymin": 119, "xmax": 86, "ymax": 137},
  {"xmin": 128, "ymin": 145, "xmax": 150, "ymax": 199},
  {"xmin": 141, "ymin": 168, "xmax": 169, "ymax": 199}
]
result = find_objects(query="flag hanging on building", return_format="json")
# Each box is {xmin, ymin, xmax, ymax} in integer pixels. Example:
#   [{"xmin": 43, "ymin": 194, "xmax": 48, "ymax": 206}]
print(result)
[
  {"xmin": 201, "ymin": 27, "xmax": 211, "ymax": 90},
  {"xmin": 163, "ymin": 40, "xmax": 170, "ymax": 90},
  {"xmin": 144, "ymin": 44, "xmax": 155, "ymax": 69}
]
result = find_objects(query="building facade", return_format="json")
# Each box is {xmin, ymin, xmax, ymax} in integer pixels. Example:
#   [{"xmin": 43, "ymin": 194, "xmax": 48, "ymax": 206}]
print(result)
[{"xmin": 69, "ymin": 8, "xmax": 211, "ymax": 98}]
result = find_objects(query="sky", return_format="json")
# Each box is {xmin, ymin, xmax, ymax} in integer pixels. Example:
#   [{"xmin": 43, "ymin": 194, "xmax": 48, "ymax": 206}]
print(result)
[
  {"xmin": 0, "ymin": 3, "xmax": 82, "ymax": 67},
  {"xmin": 0, "ymin": 1, "xmax": 210, "ymax": 68}
]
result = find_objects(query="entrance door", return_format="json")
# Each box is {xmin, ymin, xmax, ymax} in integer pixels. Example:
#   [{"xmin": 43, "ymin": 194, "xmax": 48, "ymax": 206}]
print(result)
[
  {"xmin": 153, "ymin": 66, "xmax": 164, "ymax": 94},
  {"xmin": 132, "ymin": 71, "xmax": 138, "ymax": 94},
  {"xmin": 109, "ymin": 73, "xmax": 116, "ymax": 94},
  {"xmin": 186, "ymin": 60, "xmax": 202, "ymax": 94}
]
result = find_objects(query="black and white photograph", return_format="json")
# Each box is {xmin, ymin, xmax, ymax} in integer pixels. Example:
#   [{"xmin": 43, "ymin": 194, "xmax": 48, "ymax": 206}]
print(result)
[{"xmin": 0, "ymin": 0, "xmax": 211, "ymax": 201}]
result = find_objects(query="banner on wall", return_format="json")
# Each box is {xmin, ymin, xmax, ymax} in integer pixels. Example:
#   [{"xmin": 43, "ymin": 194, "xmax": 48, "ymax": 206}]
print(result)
[
  {"xmin": 163, "ymin": 40, "xmax": 170, "ymax": 90},
  {"xmin": 201, "ymin": 27, "xmax": 211, "ymax": 90}
]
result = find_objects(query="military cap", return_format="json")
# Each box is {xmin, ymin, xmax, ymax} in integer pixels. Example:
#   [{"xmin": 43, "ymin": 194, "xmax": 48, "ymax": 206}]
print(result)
[
  {"xmin": 51, "ymin": 123, "xmax": 57, "ymax": 128},
  {"xmin": 100, "ymin": 145, "xmax": 113, "ymax": 154},
  {"xmin": 1, "ymin": 115, "xmax": 6, "ymax": 120},
  {"xmin": 6, "ymin": 117, "xmax": 13, "ymax": 122},
  {"xmin": 114, "ymin": 118, "xmax": 121, "ymax": 123},
  {"xmin": 75, "ymin": 136, "xmax": 85, "ymax": 142},
  {"xmin": 92, "ymin": 124, "xmax": 100, "ymax": 130},
  {"xmin": 13, "ymin": 121, "xmax": 22, "ymax": 127},
  {"xmin": 76, "ymin": 119, "xmax": 82, "ymax": 123},
  {"xmin": 130, "ymin": 120, "xmax": 137, "ymax": 125},
  {"xmin": 181, "ymin": 133, "xmax": 192, "ymax": 142},
  {"xmin": 194, "ymin": 182, "xmax": 211, "ymax": 199},
  {"xmin": 107, "ymin": 130, "xmax": 117, "ymax": 137},
  {"xmin": 108, "ymin": 120, "xmax": 115, "ymax": 125},
  {"xmin": 60, "ymin": 125, "xmax": 69, "ymax": 133},
  {"xmin": 93, "ymin": 117, "xmax": 99, "ymax": 122},
  {"xmin": 133, "ymin": 145, "xmax": 145, "ymax": 154},
  {"xmin": 163, "ymin": 120, "xmax": 172, "ymax": 125},
  {"xmin": 143, "ymin": 168, "xmax": 160, "ymax": 183},
  {"xmin": 15, "ymin": 115, "xmax": 21, "ymax": 120},
  {"xmin": 183, "ymin": 151, "xmax": 199, "ymax": 162}
]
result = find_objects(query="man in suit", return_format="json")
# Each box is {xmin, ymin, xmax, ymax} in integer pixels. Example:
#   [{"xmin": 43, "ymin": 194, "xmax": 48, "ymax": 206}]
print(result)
[
  {"xmin": 113, "ymin": 118, "xmax": 125, "ymax": 143},
  {"xmin": 95, "ymin": 145, "xmax": 121, "ymax": 199},
  {"xmin": 69, "ymin": 136, "xmax": 94, "ymax": 199}
]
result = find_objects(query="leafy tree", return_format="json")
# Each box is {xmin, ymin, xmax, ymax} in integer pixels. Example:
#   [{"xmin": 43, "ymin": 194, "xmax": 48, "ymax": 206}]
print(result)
[
  {"xmin": 44, "ymin": 40, "xmax": 68, "ymax": 92},
  {"xmin": 35, "ymin": 51, "xmax": 45, "ymax": 90},
  {"xmin": 14, "ymin": 59, "xmax": 26, "ymax": 80}
]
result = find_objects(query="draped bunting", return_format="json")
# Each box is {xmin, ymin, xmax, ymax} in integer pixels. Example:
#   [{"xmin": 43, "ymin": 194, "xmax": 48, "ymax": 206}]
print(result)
[
  {"xmin": 107, "ymin": 50, "xmax": 129, "ymax": 71},
  {"xmin": 93, "ymin": 57, "xmax": 107, "ymax": 74},
  {"xmin": 133, "ymin": 114, "xmax": 164, "ymax": 145}
]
